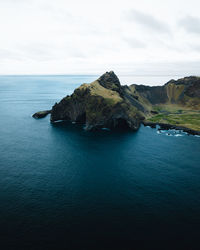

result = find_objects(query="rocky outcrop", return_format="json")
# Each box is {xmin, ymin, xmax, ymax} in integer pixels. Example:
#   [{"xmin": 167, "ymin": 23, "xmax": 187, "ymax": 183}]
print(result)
[
  {"xmin": 50, "ymin": 71, "xmax": 145, "ymax": 131},
  {"xmin": 98, "ymin": 70, "xmax": 121, "ymax": 91},
  {"xmin": 32, "ymin": 110, "xmax": 51, "ymax": 118}
]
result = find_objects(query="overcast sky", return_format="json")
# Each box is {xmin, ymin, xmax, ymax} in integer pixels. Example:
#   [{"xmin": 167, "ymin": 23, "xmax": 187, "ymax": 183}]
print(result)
[{"xmin": 0, "ymin": 0, "xmax": 200, "ymax": 75}]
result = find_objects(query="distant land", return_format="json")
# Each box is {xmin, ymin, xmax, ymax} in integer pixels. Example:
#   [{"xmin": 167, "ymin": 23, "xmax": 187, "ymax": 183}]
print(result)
[{"xmin": 33, "ymin": 71, "xmax": 200, "ymax": 135}]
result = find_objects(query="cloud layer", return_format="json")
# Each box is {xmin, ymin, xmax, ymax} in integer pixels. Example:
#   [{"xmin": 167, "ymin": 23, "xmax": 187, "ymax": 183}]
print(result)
[
  {"xmin": 0, "ymin": 0, "xmax": 200, "ymax": 75},
  {"xmin": 179, "ymin": 16, "xmax": 200, "ymax": 34},
  {"xmin": 126, "ymin": 9, "xmax": 170, "ymax": 33}
]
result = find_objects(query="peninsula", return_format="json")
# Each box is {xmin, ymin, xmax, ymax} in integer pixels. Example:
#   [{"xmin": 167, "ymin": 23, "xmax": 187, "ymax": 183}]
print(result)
[{"xmin": 33, "ymin": 71, "xmax": 200, "ymax": 135}]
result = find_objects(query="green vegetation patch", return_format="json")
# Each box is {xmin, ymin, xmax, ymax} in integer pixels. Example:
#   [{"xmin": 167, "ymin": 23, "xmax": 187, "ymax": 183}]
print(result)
[{"xmin": 147, "ymin": 108, "xmax": 200, "ymax": 131}]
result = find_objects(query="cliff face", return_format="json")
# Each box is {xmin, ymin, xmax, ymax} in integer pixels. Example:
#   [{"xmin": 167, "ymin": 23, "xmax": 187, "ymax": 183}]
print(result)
[
  {"xmin": 130, "ymin": 85, "xmax": 168, "ymax": 105},
  {"xmin": 131, "ymin": 76, "xmax": 200, "ymax": 109},
  {"xmin": 164, "ymin": 77, "xmax": 200, "ymax": 109},
  {"xmin": 50, "ymin": 71, "xmax": 145, "ymax": 131}
]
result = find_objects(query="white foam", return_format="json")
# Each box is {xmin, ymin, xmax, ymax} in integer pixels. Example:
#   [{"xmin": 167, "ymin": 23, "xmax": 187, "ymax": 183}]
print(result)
[{"xmin": 52, "ymin": 120, "xmax": 63, "ymax": 123}]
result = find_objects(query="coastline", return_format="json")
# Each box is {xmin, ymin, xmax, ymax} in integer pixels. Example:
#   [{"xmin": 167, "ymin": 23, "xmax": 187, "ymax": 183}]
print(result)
[{"xmin": 143, "ymin": 121, "xmax": 200, "ymax": 136}]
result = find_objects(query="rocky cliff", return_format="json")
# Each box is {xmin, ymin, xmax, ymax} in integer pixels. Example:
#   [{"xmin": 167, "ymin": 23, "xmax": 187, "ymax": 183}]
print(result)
[
  {"xmin": 131, "ymin": 76, "xmax": 200, "ymax": 109},
  {"xmin": 49, "ymin": 71, "xmax": 147, "ymax": 131},
  {"xmin": 33, "ymin": 72, "xmax": 200, "ymax": 133}
]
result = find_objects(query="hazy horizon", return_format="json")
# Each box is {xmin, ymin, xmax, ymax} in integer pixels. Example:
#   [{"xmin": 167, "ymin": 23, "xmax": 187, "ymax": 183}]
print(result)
[{"xmin": 0, "ymin": 73, "xmax": 194, "ymax": 86}]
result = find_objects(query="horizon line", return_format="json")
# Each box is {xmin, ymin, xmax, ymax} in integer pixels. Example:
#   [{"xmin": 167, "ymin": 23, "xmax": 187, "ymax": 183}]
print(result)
[{"xmin": 0, "ymin": 74, "xmax": 198, "ymax": 77}]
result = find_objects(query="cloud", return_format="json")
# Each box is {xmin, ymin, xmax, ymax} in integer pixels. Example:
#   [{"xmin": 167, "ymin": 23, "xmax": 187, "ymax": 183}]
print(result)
[
  {"xmin": 0, "ymin": 48, "xmax": 29, "ymax": 62},
  {"xmin": 188, "ymin": 43, "xmax": 200, "ymax": 52},
  {"xmin": 0, "ymin": 0, "xmax": 200, "ymax": 75},
  {"xmin": 123, "ymin": 37, "xmax": 146, "ymax": 48},
  {"xmin": 179, "ymin": 16, "xmax": 200, "ymax": 34},
  {"xmin": 125, "ymin": 9, "xmax": 170, "ymax": 34}
]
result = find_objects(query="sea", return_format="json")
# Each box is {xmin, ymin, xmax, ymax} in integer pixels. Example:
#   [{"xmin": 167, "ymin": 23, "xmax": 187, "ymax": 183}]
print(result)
[{"xmin": 0, "ymin": 75, "xmax": 200, "ymax": 250}]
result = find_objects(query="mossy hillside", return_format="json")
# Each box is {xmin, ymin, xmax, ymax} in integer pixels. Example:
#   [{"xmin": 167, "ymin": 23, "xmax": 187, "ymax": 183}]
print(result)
[
  {"xmin": 77, "ymin": 81, "xmax": 122, "ymax": 102},
  {"xmin": 85, "ymin": 95, "xmax": 140, "ymax": 126},
  {"xmin": 85, "ymin": 95, "xmax": 113, "ymax": 124},
  {"xmin": 89, "ymin": 80, "xmax": 122, "ymax": 104},
  {"xmin": 63, "ymin": 80, "xmax": 122, "ymax": 109}
]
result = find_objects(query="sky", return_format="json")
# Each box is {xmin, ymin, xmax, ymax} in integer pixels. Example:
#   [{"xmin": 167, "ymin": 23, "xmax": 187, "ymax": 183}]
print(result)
[{"xmin": 0, "ymin": 0, "xmax": 200, "ymax": 75}]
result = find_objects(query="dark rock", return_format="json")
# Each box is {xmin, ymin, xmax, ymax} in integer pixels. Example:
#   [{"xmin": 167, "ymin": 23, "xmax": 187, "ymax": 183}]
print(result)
[
  {"xmin": 151, "ymin": 110, "xmax": 158, "ymax": 114},
  {"xmin": 151, "ymin": 122, "xmax": 200, "ymax": 136},
  {"xmin": 32, "ymin": 110, "xmax": 51, "ymax": 119},
  {"xmin": 98, "ymin": 71, "xmax": 121, "ymax": 91},
  {"xmin": 132, "ymin": 84, "xmax": 168, "ymax": 104},
  {"xmin": 143, "ymin": 121, "xmax": 157, "ymax": 128}
]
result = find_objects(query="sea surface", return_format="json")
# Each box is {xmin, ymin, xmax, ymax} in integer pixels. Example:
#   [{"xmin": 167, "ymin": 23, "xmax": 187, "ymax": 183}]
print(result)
[{"xmin": 0, "ymin": 75, "xmax": 200, "ymax": 250}]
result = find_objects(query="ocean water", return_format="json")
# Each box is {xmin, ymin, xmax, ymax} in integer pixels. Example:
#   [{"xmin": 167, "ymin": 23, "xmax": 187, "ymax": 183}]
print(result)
[{"xmin": 0, "ymin": 75, "xmax": 200, "ymax": 250}]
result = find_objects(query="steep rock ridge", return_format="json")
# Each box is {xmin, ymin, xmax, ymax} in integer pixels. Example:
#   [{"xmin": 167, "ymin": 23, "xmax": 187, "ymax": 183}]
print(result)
[
  {"xmin": 50, "ymin": 71, "xmax": 145, "ymax": 131},
  {"xmin": 130, "ymin": 76, "xmax": 200, "ymax": 108},
  {"xmin": 98, "ymin": 70, "xmax": 121, "ymax": 91},
  {"xmin": 130, "ymin": 85, "xmax": 168, "ymax": 105}
]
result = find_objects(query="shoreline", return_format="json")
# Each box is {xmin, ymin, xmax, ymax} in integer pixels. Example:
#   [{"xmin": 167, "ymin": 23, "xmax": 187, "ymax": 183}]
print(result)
[{"xmin": 143, "ymin": 121, "xmax": 200, "ymax": 136}]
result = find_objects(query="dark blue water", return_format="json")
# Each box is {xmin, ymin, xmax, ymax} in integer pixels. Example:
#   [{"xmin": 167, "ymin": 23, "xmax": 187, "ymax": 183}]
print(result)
[{"xmin": 0, "ymin": 76, "xmax": 200, "ymax": 250}]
